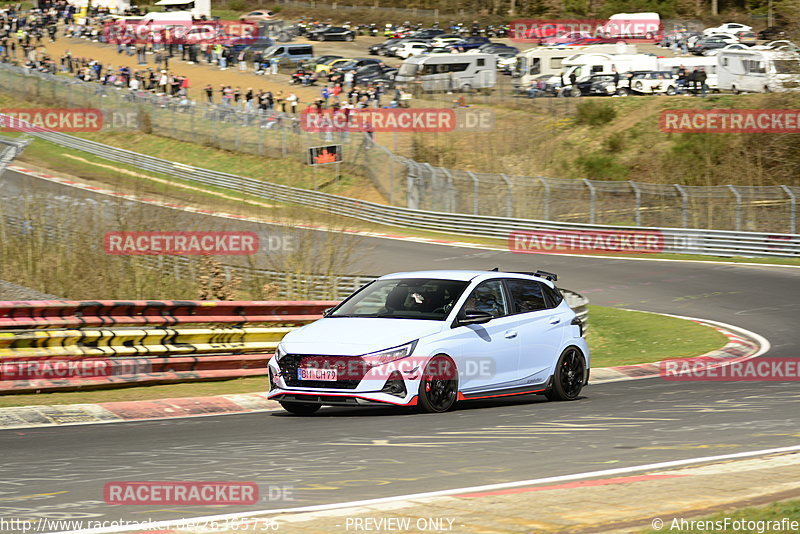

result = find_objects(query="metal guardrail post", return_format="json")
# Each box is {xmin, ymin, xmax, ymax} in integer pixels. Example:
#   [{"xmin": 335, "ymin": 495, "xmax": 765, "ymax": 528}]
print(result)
[
  {"xmin": 537, "ymin": 176, "xmax": 550, "ymax": 221},
  {"xmin": 629, "ymin": 180, "xmax": 642, "ymax": 227},
  {"xmin": 583, "ymin": 179, "xmax": 596, "ymax": 224},
  {"xmin": 500, "ymin": 174, "xmax": 513, "ymax": 218},
  {"xmin": 781, "ymin": 185, "xmax": 796, "ymax": 235},
  {"xmin": 467, "ymin": 171, "xmax": 479, "ymax": 215},
  {"xmin": 422, "ymin": 162, "xmax": 437, "ymax": 211},
  {"xmin": 728, "ymin": 185, "xmax": 742, "ymax": 231},
  {"xmin": 674, "ymin": 184, "xmax": 689, "ymax": 228}
]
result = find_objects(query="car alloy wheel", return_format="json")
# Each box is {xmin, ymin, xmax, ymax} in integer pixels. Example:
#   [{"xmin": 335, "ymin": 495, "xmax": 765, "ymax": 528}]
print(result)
[
  {"xmin": 545, "ymin": 347, "xmax": 586, "ymax": 401},
  {"xmin": 416, "ymin": 355, "xmax": 458, "ymax": 413}
]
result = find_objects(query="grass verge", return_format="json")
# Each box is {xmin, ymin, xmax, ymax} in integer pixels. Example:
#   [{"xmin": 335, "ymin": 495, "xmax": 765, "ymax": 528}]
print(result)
[
  {"xmin": 587, "ymin": 305, "xmax": 729, "ymax": 368},
  {"xmin": 642, "ymin": 498, "xmax": 800, "ymax": 533},
  {"xmin": 0, "ymin": 307, "xmax": 728, "ymax": 407}
]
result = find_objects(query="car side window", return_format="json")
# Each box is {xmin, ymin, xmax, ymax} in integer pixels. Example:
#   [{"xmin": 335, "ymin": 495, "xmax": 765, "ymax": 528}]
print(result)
[
  {"xmin": 542, "ymin": 284, "xmax": 564, "ymax": 308},
  {"xmin": 506, "ymin": 279, "xmax": 547, "ymax": 313},
  {"xmin": 462, "ymin": 280, "xmax": 508, "ymax": 318}
]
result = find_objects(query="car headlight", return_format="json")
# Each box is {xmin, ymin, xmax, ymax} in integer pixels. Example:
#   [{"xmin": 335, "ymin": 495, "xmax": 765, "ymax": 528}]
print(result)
[
  {"xmin": 274, "ymin": 343, "xmax": 286, "ymax": 362},
  {"xmin": 366, "ymin": 340, "xmax": 418, "ymax": 366}
]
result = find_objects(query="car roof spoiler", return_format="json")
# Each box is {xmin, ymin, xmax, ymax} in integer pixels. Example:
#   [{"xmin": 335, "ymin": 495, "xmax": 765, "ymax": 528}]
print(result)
[{"xmin": 489, "ymin": 268, "xmax": 558, "ymax": 282}]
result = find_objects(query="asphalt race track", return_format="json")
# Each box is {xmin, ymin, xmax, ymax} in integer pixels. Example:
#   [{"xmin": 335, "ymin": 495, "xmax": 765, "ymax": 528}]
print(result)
[{"xmin": 1, "ymin": 169, "xmax": 799, "ymax": 528}]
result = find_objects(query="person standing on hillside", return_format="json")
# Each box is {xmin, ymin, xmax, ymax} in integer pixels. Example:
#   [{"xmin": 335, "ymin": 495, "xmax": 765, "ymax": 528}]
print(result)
[{"xmin": 204, "ymin": 83, "xmax": 213, "ymax": 103}]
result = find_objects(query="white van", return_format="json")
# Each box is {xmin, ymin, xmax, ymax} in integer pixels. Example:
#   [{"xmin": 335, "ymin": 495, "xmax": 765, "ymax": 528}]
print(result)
[
  {"xmin": 561, "ymin": 52, "xmax": 660, "ymax": 83},
  {"xmin": 596, "ymin": 12, "xmax": 662, "ymax": 40},
  {"xmin": 395, "ymin": 53, "xmax": 497, "ymax": 92},
  {"xmin": 658, "ymin": 56, "xmax": 719, "ymax": 90},
  {"xmin": 717, "ymin": 47, "xmax": 800, "ymax": 93},
  {"xmin": 512, "ymin": 43, "xmax": 636, "ymax": 90}
]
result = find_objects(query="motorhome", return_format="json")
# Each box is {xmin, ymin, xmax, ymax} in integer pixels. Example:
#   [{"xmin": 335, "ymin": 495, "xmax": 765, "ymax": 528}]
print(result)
[
  {"xmin": 717, "ymin": 47, "xmax": 800, "ymax": 93},
  {"xmin": 513, "ymin": 43, "xmax": 636, "ymax": 90},
  {"xmin": 395, "ymin": 53, "xmax": 497, "ymax": 92},
  {"xmin": 658, "ymin": 56, "xmax": 719, "ymax": 90},
  {"xmin": 561, "ymin": 52, "xmax": 660, "ymax": 83}
]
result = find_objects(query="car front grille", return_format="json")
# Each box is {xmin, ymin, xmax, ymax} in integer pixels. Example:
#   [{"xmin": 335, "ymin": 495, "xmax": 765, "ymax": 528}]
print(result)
[{"xmin": 278, "ymin": 354, "xmax": 370, "ymax": 389}]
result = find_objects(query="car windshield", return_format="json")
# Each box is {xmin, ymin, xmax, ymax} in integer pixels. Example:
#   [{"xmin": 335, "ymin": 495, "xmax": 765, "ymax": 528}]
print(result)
[{"xmin": 329, "ymin": 278, "xmax": 470, "ymax": 321}]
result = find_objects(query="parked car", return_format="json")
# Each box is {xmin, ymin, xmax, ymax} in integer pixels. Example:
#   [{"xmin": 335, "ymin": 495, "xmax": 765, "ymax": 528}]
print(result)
[
  {"xmin": 703, "ymin": 43, "xmax": 749, "ymax": 56},
  {"xmin": 628, "ymin": 70, "xmax": 677, "ymax": 94},
  {"xmin": 330, "ymin": 57, "xmax": 383, "ymax": 72},
  {"xmin": 354, "ymin": 64, "xmax": 397, "ymax": 86},
  {"xmin": 267, "ymin": 270, "xmax": 589, "ymax": 414},
  {"xmin": 369, "ymin": 39, "xmax": 395, "ymax": 55},
  {"xmin": 396, "ymin": 41, "xmax": 432, "ymax": 59},
  {"xmin": 703, "ymin": 22, "xmax": 752, "ymax": 36},
  {"xmin": 735, "ymin": 31, "xmax": 758, "ymax": 45},
  {"xmin": 430, "ymin": 34, "xmax": 462, "ymax": 47},
  {"xmin": 410, "ymin": 28, "xmax": 446, "ymax": 39},
  {"xmin": 314, "ymin": 57, "xmax": 350, "ymax": 73},
  {"xmin": 384, "ymin": 38, "xmax": 429, "ymax": 57},
  {"xmin": 758, "ymin": 26, "xmax": 787, "ymax": 40},
  {"xmin": 476, "ymin": 43, "xmax": 520, "ymax": 55},
  {"xmin": 305, "ymin": 55, "xmax": 343, "ymax": 69},
  {"xmin": 446, "ymin": 36, "xmax": 491, "ymax": 51},
  {"xmin": 691, "ymin": 37, "xmax": 737, "ymax": 55},
  {"xmin": 539, "ymin": 31, "xmax": 593, "ymax": 46},
  {"xmin": 308, "ymin": 26, "xmax": 355, "ymax": 41},
  {"xmin": 573, "ymin": 73, "xmax": 631, "ymax": 96},
  {"xmin": 239, "ymin": 10, "xmax": 277, "ymax": 22}
]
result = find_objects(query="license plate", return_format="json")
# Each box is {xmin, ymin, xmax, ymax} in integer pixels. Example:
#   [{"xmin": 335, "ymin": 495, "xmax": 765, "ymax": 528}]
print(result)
[{"xmin": 298, "ymin": 367, "xmax": 337, "ymax": 381}]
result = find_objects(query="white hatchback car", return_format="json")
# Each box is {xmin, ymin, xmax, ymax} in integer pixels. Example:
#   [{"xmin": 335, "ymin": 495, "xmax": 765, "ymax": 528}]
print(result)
[{"xmin": 268, "ymin": 270, "xmax": 590, "ymax": 414}]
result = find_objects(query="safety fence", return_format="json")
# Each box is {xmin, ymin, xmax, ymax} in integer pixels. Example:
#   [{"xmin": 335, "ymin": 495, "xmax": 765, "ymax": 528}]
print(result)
[
  {"xmin": 0, "ymin": 293, "xmax": 587, "ymax": 394},
  {"xmin": 1, "ymin": 64, "xmax": 798, "ymax": 233},
  {"xmin": 0, "ymin": 300, "xmax": 334, "ymax": 393},
  {"xmin": 0, "ymin": 135, "xmax": 30, "ymax": 174},
  {"xmin": 9, "ymin": 127, "xmax": 799, "ymax": 257}
]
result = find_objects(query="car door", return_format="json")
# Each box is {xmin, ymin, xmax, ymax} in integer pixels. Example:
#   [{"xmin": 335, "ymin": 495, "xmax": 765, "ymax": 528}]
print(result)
[
  {"xmin": 438, "ymin": 279, "xmax": 521, "ymax": 392},
  {"xmin": 504, "ymin": 279, "xmax": 570, "ymax": 385}
]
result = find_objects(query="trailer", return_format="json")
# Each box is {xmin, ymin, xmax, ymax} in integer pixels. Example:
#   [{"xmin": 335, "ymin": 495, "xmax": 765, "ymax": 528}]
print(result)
[
  {"xmin": 512, "ymin": 43, "xmax": 636, "ymax": 90},
  {"xmin": 716, "ymin": 47, "xmax": 800, "ymax": 93}
]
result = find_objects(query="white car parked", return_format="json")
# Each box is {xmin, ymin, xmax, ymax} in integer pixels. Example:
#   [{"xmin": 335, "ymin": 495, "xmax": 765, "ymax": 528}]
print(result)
[
  {"xmin": 268, "ymin": 270, "xmax": 590, "ymax": 414},
  {"xmin": 703, "ymin": 23, "xmax": 752, "ymax": 36},
  {"xmin": 396, "ymin": 41, "xmax": 431, "ymax": 59}
]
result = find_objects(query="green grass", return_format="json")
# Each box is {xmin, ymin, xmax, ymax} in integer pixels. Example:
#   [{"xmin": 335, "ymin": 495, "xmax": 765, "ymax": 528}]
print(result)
[
  {"xmin": 642, "ymin": 499, "xmax": 800, "ymax": 533},
  {"xmin": 587, "ymin": 305, "xmax": 728, "ymax": 367},
  {"xmin": 0, "ymin": 377, "xmax": 267, "ymax": 408}
]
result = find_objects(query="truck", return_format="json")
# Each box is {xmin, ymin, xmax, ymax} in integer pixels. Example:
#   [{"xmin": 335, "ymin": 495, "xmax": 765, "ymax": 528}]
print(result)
[
  {"xmin": 394, "ymin": 53, "xmax": 497, "ymax": 92},
  {"xmin": 716, "ymin": 47, "xmax": 800, "ymax": 93}
]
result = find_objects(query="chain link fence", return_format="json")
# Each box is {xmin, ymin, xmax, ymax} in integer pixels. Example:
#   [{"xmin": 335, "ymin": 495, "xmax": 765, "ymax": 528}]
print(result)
[{"xmin": 0, "ymin": 63, "xmax": 797, "ymax": 234}]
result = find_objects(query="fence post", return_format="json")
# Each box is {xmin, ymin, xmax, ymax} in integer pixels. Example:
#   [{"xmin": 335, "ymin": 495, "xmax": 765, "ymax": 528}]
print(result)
[
  {"xmin": 629, "ymin": 180, "xmax": 642, "ymax": 226},
  {"xmin": 781, "ymin": 185, "xmax": 796, "ymax": 234},
  {"xmin": 467, "ymin": 171, "xmax": 479, "ymax": 215},
  {"xmin": 728, "ymin": 184, "xmax": 742, "ymax": 231},
  {"xmin": 583, "ymin": 179, "xmax": 596, "ymax": 224},
  {"xmin": 537, "ymin": 176, "xmax": 550, "ymax": 221},
  {"xmin": 499, "ymin": 174, "xmax": 514, "ymax": 218},
  {"xmin": 674, "ymin": 184, "xmax": 688, "ymax": 228},
  {"xmin": 440, "ymin": 167, "xmax": 455, "ymax": 213}
]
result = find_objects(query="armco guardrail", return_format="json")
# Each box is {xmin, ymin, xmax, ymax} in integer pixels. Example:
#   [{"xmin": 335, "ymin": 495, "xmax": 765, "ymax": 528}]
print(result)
[
  {"xmin": 0, "ymin": 293, "xmax": 588, "ymax": 393},
  {"xmin": 16, "ymin": 128, "xmax": 799, "ymax": 258}
]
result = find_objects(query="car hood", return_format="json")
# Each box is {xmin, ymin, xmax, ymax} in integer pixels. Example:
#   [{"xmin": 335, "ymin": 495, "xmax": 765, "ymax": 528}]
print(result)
[{"xmin": 281, "ymin": 317, "xmax": 445, "ymax": 355}]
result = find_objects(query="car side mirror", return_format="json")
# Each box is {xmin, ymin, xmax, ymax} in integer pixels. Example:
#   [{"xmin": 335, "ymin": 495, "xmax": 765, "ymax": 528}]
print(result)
[
  {"xmin": 458, "ymin": 309, "xmax": 493, "ymax": 326},
  {"xmin": 322, "ymin": 307, "xmax": 334, "ymax": 317}
]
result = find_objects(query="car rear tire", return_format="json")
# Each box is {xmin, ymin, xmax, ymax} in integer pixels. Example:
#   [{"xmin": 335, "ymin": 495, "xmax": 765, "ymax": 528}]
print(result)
[
  {"xmin": 616, "ymin": 87, "xmax": 629, "ymax": 96},
  {"xmin": 346, "ymin": 34, "xmax": 354, "ymax": 41},
  {"xmin": 732, "ymin": 85, "xmax": 740, "ymax": 94},
  {"xmin": 416, "ymin": 355, "xmax": 458, "ymax": 413},
  {"xmin": 666, "ymin": 85, "xmax": 676, "ymax": 95},
  {"xmin": 633, "ymin": 81, "xmax": 644, "ymax": 91},
  {"xmin": 280, "ymin": 401, "xmax": 321, "ymax": 415},
  {"xmin": 545, "ymin": 347, "xmax": 586, "ymax": 401}
]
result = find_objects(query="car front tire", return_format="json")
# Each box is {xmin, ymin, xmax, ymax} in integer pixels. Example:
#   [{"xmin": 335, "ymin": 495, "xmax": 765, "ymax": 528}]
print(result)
[
  {"xmin": 545, "ymin": 347, "xmax": 586, "ymax": 401},
  {"xmin": 416, "ymin": 355, "xmax": 458, "ymax": 413},
  {"xmin": 280, "ymin": 401, "xmax": 321, "ymax": 415}
]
